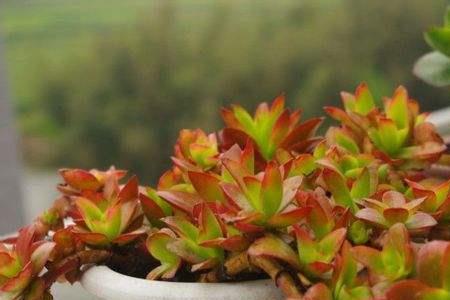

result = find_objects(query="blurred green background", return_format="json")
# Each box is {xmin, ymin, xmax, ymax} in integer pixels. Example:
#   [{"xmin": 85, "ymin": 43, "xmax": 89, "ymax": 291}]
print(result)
[{"xmin": 1, "ymin": 0, "xmax": 449, "ymax": 183}]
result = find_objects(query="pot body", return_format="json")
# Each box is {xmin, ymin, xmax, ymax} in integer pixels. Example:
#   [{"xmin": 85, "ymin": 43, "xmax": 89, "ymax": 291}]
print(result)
[{"xmin": 80, "ymin": 266, "xmax": 284, "ymax": 300}]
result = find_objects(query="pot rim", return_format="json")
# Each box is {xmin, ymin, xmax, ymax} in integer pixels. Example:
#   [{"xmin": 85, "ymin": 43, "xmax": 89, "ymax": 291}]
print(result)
[{"xmin": 80, "ymin": 265, "xmax": 282, "ymax": 300}]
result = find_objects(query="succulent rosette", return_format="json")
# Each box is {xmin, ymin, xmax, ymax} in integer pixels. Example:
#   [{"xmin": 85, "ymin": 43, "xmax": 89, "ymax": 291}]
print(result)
[
  {"xmin": 220, "ymin": 158, "xmax": 311, "ymax": 232},
  {"xmin": 146, "ymin": 203, "xmax": 246, "ymax": 279},
  {"xmin": 0, "ymin": 226, "xmax": 55, "ymax": 299},
  {"xmin": 70, "ymin": 173, "xmax": 145, "ymax": 247},
  {"xmin": 355, "ymin": 190, "xmax": 437, "ymax": 232},
  {"xmin": 387, "ymin": 241, "xmax": 450, "ymax": 300},
  {"xmin": 173, "ymin": 129, "xmax": 220, "ymax": 171},
  {"xmin": 325, "ymin": 83, "xmax": 446, "ymax": 170},
  {"xmin": 220, "ymin": 95, "xmax": 323, "ymax": 162}
]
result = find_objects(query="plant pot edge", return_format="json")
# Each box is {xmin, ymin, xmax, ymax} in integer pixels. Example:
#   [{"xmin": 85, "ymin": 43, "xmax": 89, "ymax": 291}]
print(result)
[{"xmin": 80, "ymin": 265, "xmax": 284, "ymax": 300}]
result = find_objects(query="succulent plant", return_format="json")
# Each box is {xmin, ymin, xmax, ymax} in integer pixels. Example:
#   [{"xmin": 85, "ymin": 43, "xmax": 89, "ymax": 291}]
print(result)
[
  {"xmin": 70, "ymin": 173, "xmax": 145, "ymax": 247},
  {"xmin": 387, "ymin": 241, "xmax": 450, "ymax": 300},
  {"xmin": 3, "ymin": 85, "xmax": 449, "ymax": 300},
  {"xmin": 220, "ymin": 95, "xmax": 322, "ymax": 161},
  {"xmin": 174, "ymin": 129, "xmax": 219, "ymax": 170},
  {"xmin": 325, "ymin": 83, "xmax": 446, "ymax": 170},
  {"xmin": 0, "ymin": 226, "xmax": 54, "ymax": 299},
  {"xmin": 356, "ymin": 191, "xmax": 437, "ymax": 231},
  {"xmin": 352, "ymin": 223, "xmax": 414, "ymax": 283}
]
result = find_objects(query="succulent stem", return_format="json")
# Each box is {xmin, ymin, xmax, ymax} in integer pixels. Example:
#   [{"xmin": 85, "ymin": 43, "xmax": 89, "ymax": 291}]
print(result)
[
  {"xmin": 224, "ymin": 251, "xmax": 252, "ymax": 276},
  {"xmin": 43, "ymin": 249, "xmax": 112, "ymax": 288},
  {"xmin": 249, "ymin": 255, "xmax": 303, "ymax": 299}
]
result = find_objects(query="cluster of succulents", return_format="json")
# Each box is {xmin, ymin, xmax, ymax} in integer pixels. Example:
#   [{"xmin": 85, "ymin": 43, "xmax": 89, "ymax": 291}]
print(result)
[{"xmin": 1, "ymin": 84, "xmax": 449, "ymax": 300}]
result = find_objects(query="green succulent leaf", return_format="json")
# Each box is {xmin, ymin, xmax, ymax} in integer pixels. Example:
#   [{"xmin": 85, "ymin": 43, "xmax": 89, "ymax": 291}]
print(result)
[
  {"xmin": 413, "ymin": 51, "xmax": 450, "ymax": 87},
  {"xmin": 260, "ymin": 163, "xmax": 283, "ymax": 217},
  {"xmin": 425, "ymin": 27, "xmax": 450, "ymax": 57}
]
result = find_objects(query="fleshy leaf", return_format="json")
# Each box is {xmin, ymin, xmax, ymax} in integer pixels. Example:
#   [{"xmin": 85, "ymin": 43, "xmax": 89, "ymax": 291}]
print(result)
[
  {"xmin": 248, "ymin": 234, "xmax": 301, "ymax": 269},
  {"xmin": 260, "ymin": 162, "xmax": 283, "ymax": 217}
]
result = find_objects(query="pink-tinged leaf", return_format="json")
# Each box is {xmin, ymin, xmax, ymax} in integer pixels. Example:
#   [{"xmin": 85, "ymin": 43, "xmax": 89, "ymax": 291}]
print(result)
[
  {"xmin": 198, "ymin": 203, "xmax": 224, "ymax": 242},
  {"xmin": 221, "ymin": 108, "xmax": 243, "ymax": 130},
  {"xmin": 30, "ymin": 242, "xmax": 55, "ymax": 274},
  {"xmin": 382, "ymin": 191, "xmax": 407, "ymax": 207},
  {"xmin": 356, "ymin": 208, "xmax": 386, "ymax": 227},
  {"xmin": 191, "ymin": 258, "xmax": 219, "ymax": 272},
  {"xmin": 220, "ymin": 182, "xmax": 252, "ymax": 211},
  {"xmin": 281, "ymin": 118, "xmax": 323, "ymax": 149},
  {"xmin": 304, "ymin": 283, "xmax": 333, "ymax": 300},
  {"xmin": 351, "ymin": 167, "xmax": 376, "ymax": 199},
  {"xmin": 104, "ymin": 204, "xmax": 122, "ymax": 240},
  {"xmin": 231, "ymin": 104, "xmax": 255, "ymax": 133},
  {"xmin": 171, "ymin": 157, "xmax": 202, "ymax": 173},
  {"xmin": 260, "ymin": 162, "xmax": 283, "ymax": 217},
  {"xmin": 157, "ymin": 169, "xmax": 180, "ymax": 190},
  {"xmin": 16, "ymin": 226, "xmax": 36, "ymax": 265},
  {"xmin": 166, "ymin": 240, "xmax": 207, "ymax": 264},
  {"xmin": 377, "ymin": 118, "xmax": 400, "ymax": 154},
  {"xmin": 112, "ymin": 230, "xmax": 146, "ymax": 246},
  {"xmin": 289, "ymin": 137, "xmax": 323, "ymax": 154},
  {"xmin": 307, "ymin": 261, "xmax": 333, "ymax": 275},
  {"xmin": 248, "ymin": 234, "xmax": 301, "ymax": 269},
  {"xmin": 139, "ymin": 193, "xmax": 166, "ymax": 221},
  {"xmin": 383, "ymin": 208, "xmax": 409, "ymax": 225},
  {"xmin": 386, "ymin": 86, "xmax": 409, "ymax": 129},
  {"xmin": 266, "ymin": 206, "xmax": 311, "ymax": 228},
  {"xmin": 59, "ymin": 169, "xmax": 102, "ymax": 191},
  {"xmin": 293, "ymin": 225, "xmax": 318, "ymax": 265},
  {"xmin": 417, "ymin": 241, "xmax": 450, "ymax": 288},
  {"xmin": 117, "ymin": 175, "xmax": 138, "ymax": 203},
  {"xmin": 0, "ymin": 252, "xmax": 15, "ymax": 272},
  {"xmin": 200, "ymin": 236, "xmax": 249, "ymax": 252},
  {"xmin": 354, "ymin": 82, "xmax": 375, "ymax": 115},
  {"xmin": 405, "ymin": 212, "xmax": 437, "ymax": 230},
  {"xmin": 234, "ymin": 220, "xmax": 264, "ymax": 233},
  {"xmin": 360, "ymin": 198, "xmax": 387, "ymax": 212},
  {"xmin": 222, "ymin": 158, "xmax": 249, "ymax": 190},
  {"xmin": 157, "ymin": 190, "xmax": 202, "ymax": 215},
  {"xmin": 270, "ymin": 94, "xmax": 286, "ymax": 115},
  {"xmin": 75, "ymin": 197, "xmax": 102, "ymax": 224},
  {"xmin": 386, "ymin": 280, "xmax": 430, "ymax": 300},
  {"xmin": 351, "ymin": 246, "xmax": 383, "ymax": 274},
  {"xmin": 324, "ymin": 106, "xmax": 362, "ymax": 133},
  {"xmin": 1, "ymin": 262, "xmax": 33, "ymax": 293},
  {"xmin": 403, "ymin": 197, "xmax": 426, "ymax": 213},
  {"xmin": 162, "ymin": 216, "xmax": 199, "ymax": 241},
  {"xmin": 73, "ymin": 231, "xmax": 109, "ymax": 246},
  {"xmin": 146, "ymin": 231, "xmax": 181, "ymax": 280},
  {"xmin": 289, "ymin": 154, "xmax": 316, "ymax": 177},
  {"xmin": 318, "ymin": 228, "xmax": 347, "ymax": 261},
  {"xmin": 188, "ymin": 171, "xmax": 225, "ymax": 203},
  {"xmin": 302, "ymin": 191, "xmax": 334, "ymax": 239},
  {"xmin": 270, "ymin": 110, "xmax": 291, "ymax": 147},
  {"xmin": 280, "ymin": 176, "xmax": 303, "ymax": 210},
  {"xmin": 218, "ymin": 128, "xmax": 251, "ymax": 151},
  {"xmin": 322, "ymin": 168, "xmax": 355, "ymax": 211},
  {"xmin": 241, "ymin": 141, "xmax": 255, "ymax": 173}
]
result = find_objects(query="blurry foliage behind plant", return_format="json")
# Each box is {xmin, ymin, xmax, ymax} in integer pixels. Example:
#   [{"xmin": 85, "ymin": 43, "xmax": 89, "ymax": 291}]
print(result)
[
  {"xmin": 414, "ymin": 5, "xmax": 450, "ymax": 87},
  {"xmin": 3, "ymin": 0, "xmax": 449, "ymax": 182}
]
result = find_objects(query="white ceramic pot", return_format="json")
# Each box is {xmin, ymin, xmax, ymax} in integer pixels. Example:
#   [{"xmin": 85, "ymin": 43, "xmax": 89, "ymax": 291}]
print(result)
[{"xmin": 80, "ymin": 266, "xmax": 284, "ymax": 300}]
